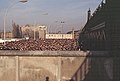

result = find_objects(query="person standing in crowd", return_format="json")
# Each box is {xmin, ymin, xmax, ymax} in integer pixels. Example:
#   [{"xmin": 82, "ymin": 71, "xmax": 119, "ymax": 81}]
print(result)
[{"xmin": 45, "ymin": 76, "xmax": 49, "ymax": 81}]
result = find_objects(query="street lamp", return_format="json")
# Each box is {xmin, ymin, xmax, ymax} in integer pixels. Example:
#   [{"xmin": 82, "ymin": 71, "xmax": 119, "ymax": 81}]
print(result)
[
  {"xmin": 61, "ymin": 21, "xmax": 65, "ymax": 34},
  {"xmin": 61, "ymin": 21, "xmax": 65, "ymax": 39},
  {"xmin": 3, "ymin": 0, "xmax": 28, "ymax": 45}
]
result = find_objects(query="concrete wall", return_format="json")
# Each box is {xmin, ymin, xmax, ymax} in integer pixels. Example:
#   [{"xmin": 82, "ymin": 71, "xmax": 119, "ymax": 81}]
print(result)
[
  {"xmin": 0, "ymin": 51, "xmax": 88, "ymax": 81},
  {"xmin": 71, "ymin": 51, "xmax": 120, "ymax": 81}
]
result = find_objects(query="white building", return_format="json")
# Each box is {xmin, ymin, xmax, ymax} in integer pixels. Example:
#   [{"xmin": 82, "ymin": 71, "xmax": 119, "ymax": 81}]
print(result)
[
  {"xmin": 21, "ymin": 25, "xmax": 47, "ymax": 39},
  {"xmin": 46, "ymin": 33, "xmax": 74, "ymax": 39}
]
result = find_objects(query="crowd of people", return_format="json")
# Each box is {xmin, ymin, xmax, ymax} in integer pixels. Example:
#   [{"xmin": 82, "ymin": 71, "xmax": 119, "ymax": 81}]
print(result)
[{"xmin": 0, "ymin": 39, "xmax": 79, "ymax": 51}]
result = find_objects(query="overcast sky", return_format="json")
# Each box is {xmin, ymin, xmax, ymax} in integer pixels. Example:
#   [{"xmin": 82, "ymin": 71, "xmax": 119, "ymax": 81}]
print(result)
[{"xmin": 0, "ymin": 0, "xmax": 102, "ymax": 33}]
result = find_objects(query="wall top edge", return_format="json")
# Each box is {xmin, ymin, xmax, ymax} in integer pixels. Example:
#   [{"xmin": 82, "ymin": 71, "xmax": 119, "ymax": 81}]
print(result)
[{"xmin": 0, "ymin": 50, "xmax": 118, "ymax": 57}]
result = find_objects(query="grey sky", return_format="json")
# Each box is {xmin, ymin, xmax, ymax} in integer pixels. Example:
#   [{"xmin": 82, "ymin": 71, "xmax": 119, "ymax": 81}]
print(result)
[{"xmin": 0, "ymin": 0, "xmax": 102, "ymax": 33}]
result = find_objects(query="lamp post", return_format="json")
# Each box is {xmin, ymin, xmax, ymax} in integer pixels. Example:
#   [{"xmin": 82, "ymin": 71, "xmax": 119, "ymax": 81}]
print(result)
[
  {"xmin": 61, "ymin": 21, "xmax": 65, "ymax": 39},
  {"xmin": 61, "ymin": 21, "xmax": 65, "ymax": 34},
  {"xmin": 3, "ymin": 0, "xmax": 28, "ymax": 45},
  {"xmin": 34, "ymin": 22, "xmax": 36, "ymax": 40}
]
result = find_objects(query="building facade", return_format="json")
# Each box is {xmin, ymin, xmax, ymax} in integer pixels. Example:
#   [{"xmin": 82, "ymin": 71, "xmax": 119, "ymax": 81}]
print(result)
[
  {"xmin": 21, "ymin": 25, "xmax": 47, "ymax": 39},
  {"xmin": 0, "ymin": 32, "xmax": 13, "ymax": 38},
  {"xmin": 46, "ymin": 33, "xmax": 74, "ymax": 39},
  {"xmin": 67, "ymin": 30, "xmax": 80, "ymax": 40},
  {"xmin": 79, "ymin": 0, "xmax": 120, "ymax": 50}
]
